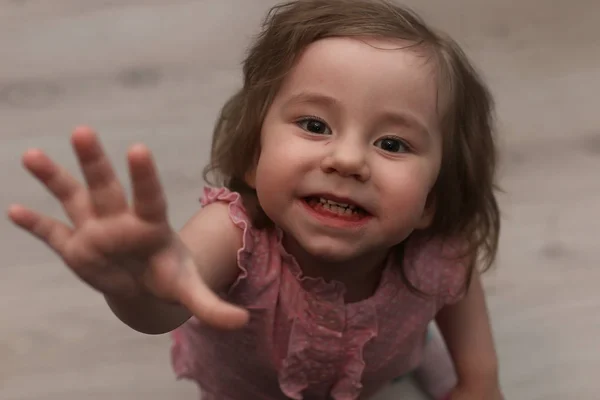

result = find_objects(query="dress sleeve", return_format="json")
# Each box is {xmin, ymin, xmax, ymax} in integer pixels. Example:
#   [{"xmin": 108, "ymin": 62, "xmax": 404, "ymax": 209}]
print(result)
[
  {"xmin": 403, "ymin": 234, "xmax": 470, "ymax": 307},
  {"xmin": 434, "ymin": 238, "xmax": 471, "ymax": 306},
  {"xmin": 200, "ymin": 186, "xmax": 256, "ymax": 291}
]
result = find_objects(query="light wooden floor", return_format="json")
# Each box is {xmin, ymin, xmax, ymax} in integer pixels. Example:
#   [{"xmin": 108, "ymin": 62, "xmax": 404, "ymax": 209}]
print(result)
[{"xmin": 1, "ymin": 1, "xmax": 599, "ymax": 399}]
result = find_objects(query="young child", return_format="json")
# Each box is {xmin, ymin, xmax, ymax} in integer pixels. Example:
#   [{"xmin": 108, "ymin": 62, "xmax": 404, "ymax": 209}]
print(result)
[{"xmin": 8, "ymin": 0, "xmax": 503, "ymax": 399}]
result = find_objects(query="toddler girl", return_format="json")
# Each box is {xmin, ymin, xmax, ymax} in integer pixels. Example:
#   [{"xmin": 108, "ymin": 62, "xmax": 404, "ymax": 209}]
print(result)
[{"xmin": 8, "ymin": 0, "xmax": 503, "ymax": 399}]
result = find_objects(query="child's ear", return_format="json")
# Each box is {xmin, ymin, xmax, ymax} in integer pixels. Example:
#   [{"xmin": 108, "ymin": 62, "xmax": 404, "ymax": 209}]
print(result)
[
  {"xmin": 416, "ymin": 195, "xmax": 436, "ymax": 230},
  {"xmin": 244, "ymin": 150, "xmax": 261, "ymax": 189},
  {"xmin": 244, "ymin": 168, "xmax": 257, "ymax": 189}
]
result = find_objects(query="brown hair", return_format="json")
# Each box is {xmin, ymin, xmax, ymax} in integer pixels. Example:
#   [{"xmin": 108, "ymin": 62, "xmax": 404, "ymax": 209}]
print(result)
[{"xmin": 203, "ymin": 0, "xmax": 501, "ymax": 291}]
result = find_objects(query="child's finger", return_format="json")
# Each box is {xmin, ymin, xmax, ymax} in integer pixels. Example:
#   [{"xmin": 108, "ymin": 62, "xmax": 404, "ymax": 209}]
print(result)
[
  {"xmin": 7, "ymin": 204, "xmax": 72, "ymax": 256},
  {"xmin": 176, "ymin": 272, "xmax": 249, "ymax": 331},
  {"xmin": 22, "ymin": 149, "xmax": 91, "ymax": 226},
  {"xmin": 127, "ymin": 144, "xmax": 168, "ymax": 223},
  {"xmin": 71, "ymin": 126, "xmax": 128, "ymax": 217}
]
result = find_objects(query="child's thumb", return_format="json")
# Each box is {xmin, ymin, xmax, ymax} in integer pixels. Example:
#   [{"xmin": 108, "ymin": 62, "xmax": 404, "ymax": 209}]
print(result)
[{"xmin": 176, "ymin": 273, "xmax": 249, "ymax": 330}]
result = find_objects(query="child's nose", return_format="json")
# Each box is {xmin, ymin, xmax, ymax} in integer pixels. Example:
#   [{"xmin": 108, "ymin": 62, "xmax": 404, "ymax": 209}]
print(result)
[{"xmin": 320, "ymin": 138, "xmax": 370, "ymax": 181}]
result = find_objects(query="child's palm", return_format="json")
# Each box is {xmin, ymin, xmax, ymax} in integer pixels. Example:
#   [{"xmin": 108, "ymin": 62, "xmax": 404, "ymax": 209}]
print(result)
[{"xmin": 8, "ymin": 127, "xmax": 243, "ymax": 329}]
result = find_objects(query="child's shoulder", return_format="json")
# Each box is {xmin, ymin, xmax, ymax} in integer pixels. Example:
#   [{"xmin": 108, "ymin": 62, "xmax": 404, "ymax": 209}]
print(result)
[
  {"xmin": 194, "ymin": 186, "xmax": 282, "ymax": 298},
  {"xmin": 176, "ymin": 186, "xmax": 260, "ymax": 262},
  {"xmin": 200, "ymin": 186, "xmax": 250, "ymax": 222},
  {"xmin": 197, "ymin": 185, "xmax": 272, "ymax": 250},
  {"xmin": 402, "ymin": 233, "xmax": 471, "ymax": 306},
  {"xmin": 197, "ymin": 186, "xmax": 265, "ymax": 243}
]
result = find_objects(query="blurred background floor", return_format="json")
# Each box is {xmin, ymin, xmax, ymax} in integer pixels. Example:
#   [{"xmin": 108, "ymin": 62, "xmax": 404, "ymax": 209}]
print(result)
[{"xmin": 1, "ymin": 1, "xmax": 598, "ymax": 399}]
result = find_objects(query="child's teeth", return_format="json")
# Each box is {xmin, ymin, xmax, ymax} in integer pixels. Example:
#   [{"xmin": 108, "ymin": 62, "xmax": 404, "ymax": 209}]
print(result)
[
  {"xmin": 319, "ymin": 197, "xmax": 354, "ymax": 209},
  {"xmin": 315, "ymin": 197, "xmax": 360, "ymax": 215}
]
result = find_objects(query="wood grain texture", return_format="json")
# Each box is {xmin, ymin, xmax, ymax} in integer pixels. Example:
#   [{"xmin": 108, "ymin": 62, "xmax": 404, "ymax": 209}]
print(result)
[{"xmin": 1, "ymin": 1, "xmax": 598, "ymax": 399}]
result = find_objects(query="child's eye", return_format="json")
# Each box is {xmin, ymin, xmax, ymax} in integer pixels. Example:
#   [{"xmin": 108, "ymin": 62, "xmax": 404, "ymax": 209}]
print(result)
[
  {"xmin": 296, "ymin": 117, "xmax": 332, "ymax": 135},
  {"xmin": 374, "ymin": 137, "xmax": 410, "ymax": 153}
]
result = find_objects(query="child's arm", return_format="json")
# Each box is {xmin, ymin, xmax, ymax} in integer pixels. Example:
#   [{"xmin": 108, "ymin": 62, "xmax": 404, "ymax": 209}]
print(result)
[{"xmin": 435, "ymin": 269, "xmax": 502, "ymax": 398}]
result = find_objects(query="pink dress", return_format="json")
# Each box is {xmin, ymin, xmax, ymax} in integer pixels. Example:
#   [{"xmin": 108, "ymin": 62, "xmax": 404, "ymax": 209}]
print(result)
[{"xmin": 171, "ymin": 187, "xmax": 468, "ymax": 400}]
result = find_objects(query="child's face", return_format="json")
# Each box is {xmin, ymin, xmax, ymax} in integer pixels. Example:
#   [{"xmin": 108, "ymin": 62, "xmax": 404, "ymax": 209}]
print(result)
[{"xmin": 249, "ymin": 36, "xmax": 443, "ymax": 262}]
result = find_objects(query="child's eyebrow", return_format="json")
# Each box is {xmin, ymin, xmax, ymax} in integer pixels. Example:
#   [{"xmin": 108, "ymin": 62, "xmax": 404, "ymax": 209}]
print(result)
[
  {"xmin": 283, "ymin": 91, "xmax": 431, "ymax": 138},
  {"xmin": 283, "ymin": 91, "xmax": 340, "ymax": 110},
  {"xmin": 378, "ymin": 110, "xmax": 431, "ymax": 139}
]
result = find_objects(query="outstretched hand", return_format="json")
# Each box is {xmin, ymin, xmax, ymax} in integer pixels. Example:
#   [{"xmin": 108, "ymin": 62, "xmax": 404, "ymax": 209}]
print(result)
[{"xmin": 8, "ymin": 126, "xmax": 248, "ymax": 330}]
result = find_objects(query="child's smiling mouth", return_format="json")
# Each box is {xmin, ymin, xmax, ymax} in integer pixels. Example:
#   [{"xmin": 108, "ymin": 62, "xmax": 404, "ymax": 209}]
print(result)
[{"xmin": 301, "ymin": 195, "xmax": 371, "ymax": 227}]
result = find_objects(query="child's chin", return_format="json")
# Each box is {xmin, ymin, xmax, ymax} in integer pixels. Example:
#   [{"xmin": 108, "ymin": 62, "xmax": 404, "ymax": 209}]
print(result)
[{"xmin": 304, "ymin": 242, "xmax": 367, "ymax": 263}]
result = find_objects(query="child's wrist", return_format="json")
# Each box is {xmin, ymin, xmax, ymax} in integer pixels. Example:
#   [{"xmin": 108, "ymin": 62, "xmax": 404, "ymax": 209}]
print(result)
[
  {"xmin": 456, "ymin": 367, "xmax": 500, "ymax": 393},
  {"xmin": 453, "ymin": 356, "xmax": 499, "ymax": 390}
]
